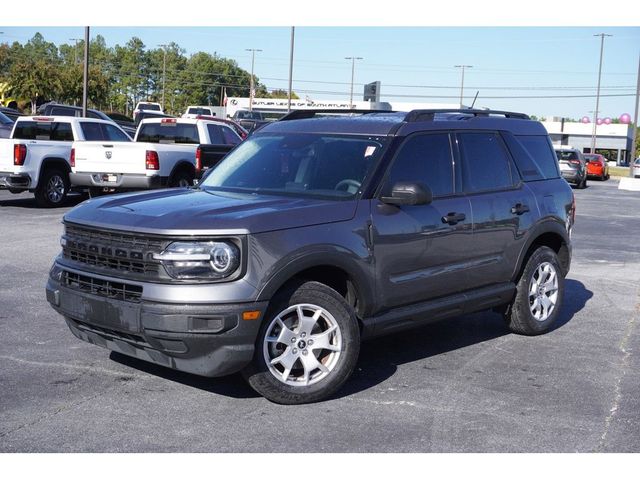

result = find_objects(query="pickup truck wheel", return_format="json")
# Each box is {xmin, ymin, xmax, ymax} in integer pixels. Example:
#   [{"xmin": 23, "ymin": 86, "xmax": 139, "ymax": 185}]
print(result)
[
  {"xmin": 35, "ymin": 169, "xmax": 69, "ymax": 207},
  {"xmin": 243, "ymin": 281, "xmax": 360, "ymax": 404},
  {"xmin": 169, "ymin": 171, "xmax": 194, "ymax": 188},
  {"xmin": 505, "ymin": 246, "xmax": 564, "ymax": 335}
]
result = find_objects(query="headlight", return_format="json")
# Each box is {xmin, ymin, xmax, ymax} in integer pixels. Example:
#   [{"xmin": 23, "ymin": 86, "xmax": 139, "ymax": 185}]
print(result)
[{"xmin": 154, "ymin": 241, "xmax": 240, "ymax": 280}]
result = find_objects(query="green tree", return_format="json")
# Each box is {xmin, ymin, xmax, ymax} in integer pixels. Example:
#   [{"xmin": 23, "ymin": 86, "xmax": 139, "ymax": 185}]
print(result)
[{"xmin": 9, "ymin": 59, "xmax": 62, "ymax": 113}]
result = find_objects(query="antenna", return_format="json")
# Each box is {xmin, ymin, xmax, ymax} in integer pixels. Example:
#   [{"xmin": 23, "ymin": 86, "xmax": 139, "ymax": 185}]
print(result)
[{"xmin": 470, "ymin": 91, "xmax": 479, "ymax": 109}]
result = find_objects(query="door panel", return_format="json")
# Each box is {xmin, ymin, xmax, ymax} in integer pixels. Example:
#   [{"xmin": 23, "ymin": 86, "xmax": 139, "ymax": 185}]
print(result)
[{"xmin": 372, "ymin": 197, "xmax": 473, "ymax": 310}]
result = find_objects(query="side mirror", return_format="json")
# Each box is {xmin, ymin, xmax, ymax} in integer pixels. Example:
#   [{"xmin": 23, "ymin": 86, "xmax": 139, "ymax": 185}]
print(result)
[{"xmin": 381, "ymin": 181, "xmax": 433, "ymax": 206}]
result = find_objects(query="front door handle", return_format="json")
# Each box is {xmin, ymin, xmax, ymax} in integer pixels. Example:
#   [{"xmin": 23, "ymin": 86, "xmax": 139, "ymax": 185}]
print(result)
[
  {"xmin": 442, "ymin": 212, "xmax": 466, "ymax": 225},
  {"xmin": 511, "ymin": 203, "xmax": 530, "ymax": 215}
]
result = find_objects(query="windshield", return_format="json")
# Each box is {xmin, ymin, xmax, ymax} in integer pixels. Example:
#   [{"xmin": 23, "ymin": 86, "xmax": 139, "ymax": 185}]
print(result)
[{"xmin": 200, "ymin": 133, "xmax": 388, "ymax": 200}]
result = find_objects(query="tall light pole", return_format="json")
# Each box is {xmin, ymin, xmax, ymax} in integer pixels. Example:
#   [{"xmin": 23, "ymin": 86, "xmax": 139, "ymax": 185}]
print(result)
[
  {"xmin": 454, "ymin": 65, "xmax": 473, "ymax": 108},
  {"xmin": 629, "ymin": 52, "xmax": 640, "ymax": 177},
  {"xmin": 591, "ymin": 33, "xmax": 612, "ymax": 154},
  {"xmin": 82, "ymin": 27, "xmax": 89, "ymax": 117},
  {"xmin": 69, "ymin": 38, "xmax": 82, "ymax": 64},
  {"xmin": 345, "ymin": 56, "xmax": 363, "ymax": 109},
  {"xmin": 287, "ymin": 27, "xmax": 295, "ymax": 112},
  {"xmin": 158, "ymin": 44, "xmax": 168, "ymax": 110},
  {"xmin": 246, "ymin": 48, "xmax": 262, "ymax": 112}
]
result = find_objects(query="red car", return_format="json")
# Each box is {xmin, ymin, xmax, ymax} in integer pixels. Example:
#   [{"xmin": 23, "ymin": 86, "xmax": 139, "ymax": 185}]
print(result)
[{"xmin": 584, "ymin": 153, "xmax": 610, "ymax": 181}]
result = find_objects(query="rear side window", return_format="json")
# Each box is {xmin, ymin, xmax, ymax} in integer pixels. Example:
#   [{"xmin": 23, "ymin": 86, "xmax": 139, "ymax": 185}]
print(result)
[
  {"xmin": 80, "ymin": 122, "xmax": 131, "ymax": 142},
  {"xmin": 137, "ymin": 123, "xmax": 199, "ymax": 144},
  {"xmin": 458, "ymin": 132, "xmax": 516, "ymax": 192},
  {"xmin": 384, "ymin": 133, "xmax": 455, "ymax": 197},
  {"xmin": 13, "ymin": 121, "xmax": 74, "ymax": 141},
  {"xmin": 511, "ymin": 134, "xmax": 560, "ymax": 180},
  {"xmin": 206, "ymin": 124, "xmax": 224, "ymax": 144},
  {"xmin": 222, "ymin": 126, "xmax": 241, "ymax": 146}
]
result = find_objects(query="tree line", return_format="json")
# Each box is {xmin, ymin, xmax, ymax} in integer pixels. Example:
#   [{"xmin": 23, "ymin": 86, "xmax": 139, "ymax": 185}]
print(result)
[{"xmin": 0, "ymin": 33, "xmax": 296, "ymax": 117}]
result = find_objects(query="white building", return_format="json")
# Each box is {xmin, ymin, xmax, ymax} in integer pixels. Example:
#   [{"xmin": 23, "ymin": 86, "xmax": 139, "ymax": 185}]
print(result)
[{"xmin": 541, "ymin": 119, "xmax": 634, "ymax": 165}]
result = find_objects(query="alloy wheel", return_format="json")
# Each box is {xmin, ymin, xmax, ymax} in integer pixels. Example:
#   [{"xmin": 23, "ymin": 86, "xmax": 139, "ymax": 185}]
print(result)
[{"xmin": 528, "ymin": 262, "xmax": 559, "ymax": 322}]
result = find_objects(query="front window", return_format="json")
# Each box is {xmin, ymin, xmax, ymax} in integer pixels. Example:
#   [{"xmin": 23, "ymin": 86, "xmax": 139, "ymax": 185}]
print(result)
[{"xmin": 200, "ymin": 133, "xmax": 388, "ymax": 200}]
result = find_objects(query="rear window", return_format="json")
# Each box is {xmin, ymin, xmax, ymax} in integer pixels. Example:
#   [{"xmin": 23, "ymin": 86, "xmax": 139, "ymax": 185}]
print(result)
[
  {"xmin": 80, "ymin": 122, "xmax": 131, "ymax": 142},
  {"xmin": 555, "ymin": 150, "xmax": 579, "ymax": 161},
  {"xmin": 13, "ymin": 121, "xmax": 74, "ymax": 141},
  {"xmin": 138, "ymin": 103, "xmax": 161, "ymax": 111},
  {"xmin": 516, "ymin": 135, "xmax": 560, "ymax": 179},
  {"xmin": 188, "ymin": 107, "xmax": 213, "ymax": 115},
  {"xmin": 136, "ymin": 123, "xmax": 199, "ymax": 144},
  {"xmin": 50, "ymin": 106, "xmax": 78, "ymax": 117}
]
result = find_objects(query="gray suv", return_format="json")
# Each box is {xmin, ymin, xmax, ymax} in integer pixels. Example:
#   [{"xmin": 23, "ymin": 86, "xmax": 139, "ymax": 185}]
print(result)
[{"xmin": 46, "ymin": 109, "xmax": 575, "ymax": 404}]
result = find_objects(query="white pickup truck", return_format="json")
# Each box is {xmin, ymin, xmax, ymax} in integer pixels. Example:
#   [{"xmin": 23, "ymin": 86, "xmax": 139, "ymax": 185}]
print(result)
[
  {"xmin": 70, "ymin": 117, "xmax": 242, "ymax": 196},
  {"xmin": 0, "ymin": 116, "xmax": 131, "ymax": 207}
]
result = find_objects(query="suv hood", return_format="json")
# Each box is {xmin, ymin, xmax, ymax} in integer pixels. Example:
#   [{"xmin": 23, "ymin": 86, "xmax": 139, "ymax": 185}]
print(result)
[{"xmin": 63, "ymin": 188, "xmax": 359, "ymax": 234}]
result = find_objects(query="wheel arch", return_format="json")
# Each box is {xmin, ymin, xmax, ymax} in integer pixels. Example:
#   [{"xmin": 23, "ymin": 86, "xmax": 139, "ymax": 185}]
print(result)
[
  {"xmin": 512, "ymin": 220, "xmax": 571, "ymax": 281},
  {"xmin": 37, "ymin": 157, "xmax": 71, "ymax": 187},
  {"xmin": 168, "ymin": 160, "xmax": 196, "ymax": 184}
]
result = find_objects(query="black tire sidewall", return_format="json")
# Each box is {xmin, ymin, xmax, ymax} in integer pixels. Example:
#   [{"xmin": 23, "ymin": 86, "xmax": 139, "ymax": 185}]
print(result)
[
  {"xmin": 243, "ymin": 281, "xmax": 360, "ymax": 404},
  {"xmin": 510, "ymin": 246, "xmax": 564, "ymax": 335},
  {"xmin": 170, "ymin": 171, "xmax": 193, "ymax": 188},
  {"xmin": 36, "ymin": 169, "xmax": 69, "ymax": 207}
]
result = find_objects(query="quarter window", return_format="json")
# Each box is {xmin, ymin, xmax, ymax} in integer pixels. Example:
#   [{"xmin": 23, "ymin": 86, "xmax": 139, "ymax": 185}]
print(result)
[
  {"xmin": 459, "ymin": 132, "xmax": 515, "ymax": 192},
  {"xmin": 384, "ymin": 133, "xmax": 454, "ymax": 197}
]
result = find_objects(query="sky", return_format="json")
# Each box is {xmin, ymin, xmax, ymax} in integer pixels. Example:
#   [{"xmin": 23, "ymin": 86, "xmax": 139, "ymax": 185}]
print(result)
[{"xmin": 1, "ymin": 26, "xmax": 639, "ymax": 119}]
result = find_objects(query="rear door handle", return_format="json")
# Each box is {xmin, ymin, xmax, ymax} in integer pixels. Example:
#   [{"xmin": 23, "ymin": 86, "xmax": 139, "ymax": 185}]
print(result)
[
  {"xmin": 442, "ymin": 212, "xmax": 466, "ymax": 225},
  {"xmin": 511, "ymin": 203, "xmax": 530, "ymax": 215}
]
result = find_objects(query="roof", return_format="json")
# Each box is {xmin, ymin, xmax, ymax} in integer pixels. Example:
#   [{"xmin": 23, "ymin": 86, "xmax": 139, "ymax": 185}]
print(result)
[
  {"xmin": 15, "ymin": 115, "xmax": 124, "ymax": 125},
  {"xmin": 258, "ymin": 109, "xmax": 548, "ymax": 137}
]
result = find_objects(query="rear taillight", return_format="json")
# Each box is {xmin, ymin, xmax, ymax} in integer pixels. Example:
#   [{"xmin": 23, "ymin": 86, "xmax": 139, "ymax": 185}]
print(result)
[
  {"xmin": 69, "ymin": 148, "xmax": 75, "ymax": 168},
  {"xmin": 569, "ymin": 159, "xmax": 581, "ymax": 165},
  {"xmin": 195, "ymin": 146, "xmax": 202, "ymax": 173},
  {"xmin": 145, "ymin": 150, "xmax": 159, "ymax": 170},
  {"xmin": 14, "ymin": 144, "xmax": 27, "ymax": 166}
]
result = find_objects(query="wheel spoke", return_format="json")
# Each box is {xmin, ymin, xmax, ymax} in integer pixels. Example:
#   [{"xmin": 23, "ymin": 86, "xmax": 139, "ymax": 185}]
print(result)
[
  {"xmin": 309, "ymin": 325, "xmax": 340, "ymax": 352},
  {"xmin": 297, "ymin": 307, "xmax": 320, "ymax": 335},
  {"xmin": 270, "ymin": 348, "xmax": 297, "ymax": 383},
  {"xmin": 299, "ymin": 351, "xmax": 328, "ymax": 386},
  {"xmin": 267, "ymin": 317, "xmax": 297, "ymax": 345}
]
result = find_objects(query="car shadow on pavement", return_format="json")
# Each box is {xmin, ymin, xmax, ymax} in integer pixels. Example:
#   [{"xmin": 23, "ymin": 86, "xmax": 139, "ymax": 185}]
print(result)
[
  {"xmin": 111, "ymin": 279, "xmax": 592, "ymax": 402},
  {"xmin": 334, "ymin": 278, "xmax": 592, "ymax": 399},
  {"xmin": 109, "ymin": 352, "xmax": 260, "ymax": 399}
]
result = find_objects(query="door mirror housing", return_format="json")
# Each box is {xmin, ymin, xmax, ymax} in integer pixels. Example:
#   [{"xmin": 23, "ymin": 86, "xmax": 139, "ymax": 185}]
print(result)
[{"xmin": 381, "ymin": 181, "xmax": 433, "ymax": 206}]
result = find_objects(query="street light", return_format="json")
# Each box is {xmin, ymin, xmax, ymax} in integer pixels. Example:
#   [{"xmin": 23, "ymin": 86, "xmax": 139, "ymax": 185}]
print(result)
[
  {"xmin": 345, "ymin": 56, "xmax": 363, "ymax": 109},
  {"xmin": 454, "ymin": 65, "xmax": 473, "ymax": 108},
  {"xmin": 158, "ymin": 44, "xmax": 168, "ymax": 110},
  {"xmin": 590, "ymin": 33, "xmax": 612, "ymax": 154},
  {"xmin": 246, "ymin": 48, "xmax": 262, "ymax": 112}
]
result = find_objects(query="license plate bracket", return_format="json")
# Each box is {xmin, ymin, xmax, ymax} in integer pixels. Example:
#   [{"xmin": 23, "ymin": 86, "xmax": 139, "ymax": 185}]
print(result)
[{"xmin": 60, "ymin": 290, "xmax": 141, "ymax": 333}]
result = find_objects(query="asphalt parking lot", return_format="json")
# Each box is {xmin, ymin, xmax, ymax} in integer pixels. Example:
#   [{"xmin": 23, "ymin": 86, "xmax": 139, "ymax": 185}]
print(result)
[{"xmin": 0, "ymin": 180, "xmax": 638, "ymax": 453}]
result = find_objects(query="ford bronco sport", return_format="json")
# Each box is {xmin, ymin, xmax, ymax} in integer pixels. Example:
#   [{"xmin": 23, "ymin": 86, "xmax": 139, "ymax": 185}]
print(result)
[{"xmin": 46, "ymin": 109, "xmax": 574, "ymax": 404}]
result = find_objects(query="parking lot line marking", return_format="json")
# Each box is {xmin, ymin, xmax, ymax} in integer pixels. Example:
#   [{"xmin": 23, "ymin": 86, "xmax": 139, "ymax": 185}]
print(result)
[{"xmin": 0, "ymin": 355, "xmax": 148, "ymax": 379}]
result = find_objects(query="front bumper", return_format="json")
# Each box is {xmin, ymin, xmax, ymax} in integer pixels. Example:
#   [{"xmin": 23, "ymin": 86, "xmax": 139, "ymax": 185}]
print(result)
[
  {"xmin": 0, "ymin": 171, "xmax": 31, "ymax": 190},
  {"xmin": 46, "ymin": 268, "xmax": 267, "ymax": 377},
  {"xmin": 69, "ymin": 172, "xmax": 163, "ymax": 190}
]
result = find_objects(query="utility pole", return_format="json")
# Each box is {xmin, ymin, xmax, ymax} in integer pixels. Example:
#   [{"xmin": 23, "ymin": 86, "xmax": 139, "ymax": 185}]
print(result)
[
  {"xmin": 345, "ymin": 56, "xmax": 363, "ymax": 109},
  {"xmin": 287, "ymin": 27, "xmax": 295, "ymax": 112},
  {"xmin": 82, "ymin": 27, "xmax": 89, "ymax": 117},
  {"xmin": 591, "ymin": 33, "xmax": 612, "ymax": 154},
  {"xmin": 69, "ymin": 38, "xmax": 82, "ymax": 64},
  {"xmin": 629, "ymin": 52, "xmax": 640, "ymax": 177},
  {"xmin": 454, "ymin": 65, "xmax": 473, "ymax": 108},
  {"xmin": 246, "ymin": 48, "xmax": 262, "ymax": 112},
  {"xmin": 158, "ymin": 44, "xmax": 168, "ymax": 110}
]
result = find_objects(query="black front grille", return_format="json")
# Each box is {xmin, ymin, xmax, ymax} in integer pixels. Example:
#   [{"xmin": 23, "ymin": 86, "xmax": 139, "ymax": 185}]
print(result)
[
  {"xmin": 62, "ymin": 270, "xmax": 143, "ymax": 303},
  {"xmin": 62, "ymin": 224, "xmax": 167, "ymax": 278}
]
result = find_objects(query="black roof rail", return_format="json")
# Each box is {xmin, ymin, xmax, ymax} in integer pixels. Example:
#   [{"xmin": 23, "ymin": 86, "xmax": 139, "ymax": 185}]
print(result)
[
  {"xmin": 404, "ymin": 109, "xmax": 530, "ymax": 122},
  {"xmin": 278, "ymin": 109, "xmax": 395, "ymax": 122}
]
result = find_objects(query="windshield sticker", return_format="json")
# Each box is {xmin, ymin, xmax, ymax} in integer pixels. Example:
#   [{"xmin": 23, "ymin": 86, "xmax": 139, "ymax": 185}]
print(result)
[{"xmin": 364, "ymin": 146, "xmax": 377, "ymax": 157}]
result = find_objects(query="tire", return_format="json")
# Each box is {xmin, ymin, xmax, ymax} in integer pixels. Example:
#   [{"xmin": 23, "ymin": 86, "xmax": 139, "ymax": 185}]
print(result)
[
  {"xmin": 88, "ymin": 187, "xmax": 112, "ymax": 198},
  {"xmin": 504, "ymin": 246, "xmax": 564, "ymax": 335},
  {"xmin": 169, "ymin": 170, "xmax": 194, "ymax": 188},
  {"xmin": 577, "ymin": 176, "xmax": 587, "ymax": 189},
  {"xmin": 243, "ymin": 281, "xmax": 360, "ymax": 404},
  {"xmin": 35, "ymin": 168, "xmax": 69, "ymax": 207}
]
